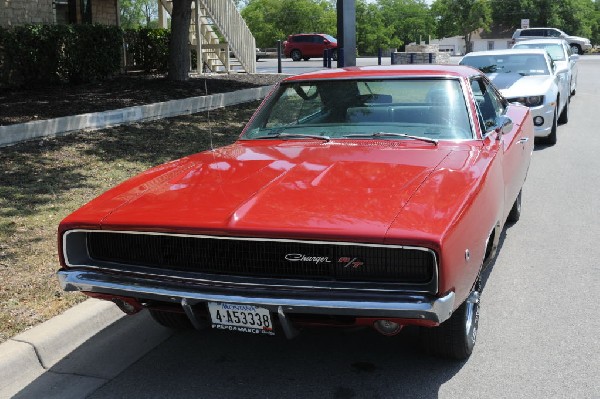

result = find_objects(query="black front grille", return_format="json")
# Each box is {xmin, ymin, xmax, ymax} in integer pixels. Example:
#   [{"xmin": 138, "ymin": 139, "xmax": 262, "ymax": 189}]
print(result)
[{"xmin": 86, "ymin": 232, "xmax": 435, "ymax": 283}]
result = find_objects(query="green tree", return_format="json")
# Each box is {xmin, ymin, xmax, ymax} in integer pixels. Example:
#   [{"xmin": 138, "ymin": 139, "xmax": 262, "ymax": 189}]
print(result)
[
  {"xmin": 490, "ymin": 0, "xmax": 595, "ymax": 37},
  {"xmin": 120, "ymin": 0, "xmax": 158, "ymax": 29},
  {"xmin": 355, "ymin": 0, "xmax": 402, "ymax": 54},
  {"xmin": 431, "ymin": 0, "xmax": 492, "ymax": 53},
  {"xmin": 241, "ymin": 0, "xmax": 337, "ymax": 48},
  {"xmin": 378, "ymin": 0, "xmax": 436, "ymax": 51}
]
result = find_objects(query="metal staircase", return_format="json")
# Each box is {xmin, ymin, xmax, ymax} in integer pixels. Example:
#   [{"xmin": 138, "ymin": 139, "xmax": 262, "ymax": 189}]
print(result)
[{"xmin": 158, "ymin": 0, "xmax": 256, "ymax": 73}]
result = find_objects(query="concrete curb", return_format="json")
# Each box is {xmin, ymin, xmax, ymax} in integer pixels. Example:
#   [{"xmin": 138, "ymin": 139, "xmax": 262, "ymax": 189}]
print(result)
[
  {"xmin": 0, "ymin": 85, "xmax": 273, "ymax": 148},
  {"xmin": 0, "ymin": 299, "xmax": 123, "ymax": 397},
  {"xmin": 0, "ymin": 299, "xmax": 174, "ymax": 398}
]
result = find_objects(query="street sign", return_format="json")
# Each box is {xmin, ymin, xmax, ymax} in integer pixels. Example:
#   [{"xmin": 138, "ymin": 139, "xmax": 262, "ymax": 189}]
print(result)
[{"xmin": 521, "ymin": 19, "xmax": 530, "ymax": 29}]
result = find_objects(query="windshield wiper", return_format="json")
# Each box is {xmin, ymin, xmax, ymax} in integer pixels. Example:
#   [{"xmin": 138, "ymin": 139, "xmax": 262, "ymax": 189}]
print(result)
[
  {"xmin": 342, "ymin": 132, "xmax": 438, "ymax": 145},
  {"xmin": 252, "ymin": 133, "xmax": 331, "ymax": 142}
]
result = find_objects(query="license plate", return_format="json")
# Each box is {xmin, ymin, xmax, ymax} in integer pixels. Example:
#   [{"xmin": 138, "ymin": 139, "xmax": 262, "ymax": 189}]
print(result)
[{"xmin": 207, "ymin": 302, "xmax": 274, "ymax": 335}]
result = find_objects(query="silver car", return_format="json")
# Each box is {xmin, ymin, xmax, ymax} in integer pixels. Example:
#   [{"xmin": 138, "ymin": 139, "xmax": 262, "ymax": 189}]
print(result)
[
  {"xmin": 513, "ymin": 38, "xmax": 579, "ymax": 96},
  {"xmin": 460, "ymin": 49, "xmax": 569, "ymax": 145}
]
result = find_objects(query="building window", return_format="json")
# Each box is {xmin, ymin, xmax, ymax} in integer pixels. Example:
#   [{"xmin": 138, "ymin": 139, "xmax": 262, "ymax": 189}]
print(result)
[
  {"xmin": 487, "ymin": 41, "xmax": 494, "ymax": 50},
  {"xmin": 54, "ymin": 0, "xmax": 69, "ymax": 24},
  {"xmin": 80, "ymin": 0, "xmax": 92, "ymax": 24}
]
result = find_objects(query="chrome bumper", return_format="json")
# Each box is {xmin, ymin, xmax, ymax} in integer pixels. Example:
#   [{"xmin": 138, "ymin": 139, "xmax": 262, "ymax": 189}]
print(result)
[{"xmin": 58, "ymin": 269, "xmax": 455, "ymax": 326}]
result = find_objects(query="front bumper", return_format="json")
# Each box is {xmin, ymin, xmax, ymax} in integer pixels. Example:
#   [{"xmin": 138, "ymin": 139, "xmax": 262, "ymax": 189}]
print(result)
[
  {"xmin": 57, "ymin": 269, "xmax": 455, "ymax": 327},
  {"xmin": 529, "ymin": 103, "xmax": 556, "ymax": 138}
]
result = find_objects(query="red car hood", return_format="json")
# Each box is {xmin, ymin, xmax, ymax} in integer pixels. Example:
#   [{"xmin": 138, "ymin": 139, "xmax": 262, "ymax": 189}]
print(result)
[{"xmin": 63, "ymin": 141, "xmax": 469, "ymax": 243}]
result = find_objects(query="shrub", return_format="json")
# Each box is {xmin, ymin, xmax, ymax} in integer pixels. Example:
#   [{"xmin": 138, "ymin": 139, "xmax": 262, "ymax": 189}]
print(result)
[
  {"xmin": 0, "ymin": 24, "xmax": 122, "ymax": 87},
  {"xmin": 124, "ymin": 28, "xmax": 170, "ymax": 72}
]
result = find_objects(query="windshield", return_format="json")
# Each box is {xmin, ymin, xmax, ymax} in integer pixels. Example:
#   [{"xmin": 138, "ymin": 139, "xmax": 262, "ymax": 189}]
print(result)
[
  {"xmin": 460, "ymin": 53, "xmax": 549, "ymax": 75},
  {"xmin": 242, "ymin": 78, "xmax": 473, "ymax": 141},
  {"xmin": 324, "ymin": 34, "xmax": 337, "ymax": 43},
  {"xmin": 513, "ymin": 44, "xmax": 566, "ymax": 61}
]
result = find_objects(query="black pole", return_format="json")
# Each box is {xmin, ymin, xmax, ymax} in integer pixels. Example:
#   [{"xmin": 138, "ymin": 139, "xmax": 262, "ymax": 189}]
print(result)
[
  {"xmin": 277, "ymin": 40, "xmax": 282, "ymax": 74},
  {"xmin": 336, "ymin": 0, "xmax": 356, "ymax": 67},
  {"xmin": 323, "ymin": 49, "xmax": 328, "ymax": 68},
  {"xmin": 378, "ymin": 48, "xmax": 382, "ymax": 65}
]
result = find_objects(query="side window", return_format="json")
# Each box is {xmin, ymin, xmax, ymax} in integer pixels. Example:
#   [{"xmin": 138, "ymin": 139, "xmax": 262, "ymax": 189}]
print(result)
[
  {"xmin": 470, "ymin": 78, "xmax": 505, "ymax": 133},
  {"xmin": 314, "ymin": 35, "xmax": 324, "ymax": 44}
]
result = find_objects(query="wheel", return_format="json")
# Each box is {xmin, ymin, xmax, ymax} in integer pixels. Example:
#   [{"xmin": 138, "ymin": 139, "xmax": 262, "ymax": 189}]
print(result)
[
  {"xmin": 558, "ymin": 96, "xmax": 569, "ymax": 124},
  {"xmin": 570, "ymin": 44, "xmax": 582, "ymax": 54},
  {"xmin": 546, "ymin": 107, "xmax": 557, "ymax": 145},
  {"xmin": 421, "ymin": 278, "xmax": 481, "ymax": 360},
  {"xmin": 507, "ymin": 189, "xmax": 522, "ymax": 224},
  {"xmin": 291, "ymin": 49, "xmax": 302, "ymax": 61},
  {"xmin": 149, "ymin": 309, "xmax": 192, "ymax": 329},
  {"xmin": 303, "ymin": 57, "xmax": 310, "ymax": 61},
  {"xmin": 331, "ymin": 49, "xmax": 338, "ymax": 61}
]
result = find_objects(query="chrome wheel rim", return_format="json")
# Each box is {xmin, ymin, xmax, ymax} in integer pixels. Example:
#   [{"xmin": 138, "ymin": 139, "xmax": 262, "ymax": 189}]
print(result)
[{"xmin": 465, "ymin": 290, "xmax": 480, "ymax": 350}]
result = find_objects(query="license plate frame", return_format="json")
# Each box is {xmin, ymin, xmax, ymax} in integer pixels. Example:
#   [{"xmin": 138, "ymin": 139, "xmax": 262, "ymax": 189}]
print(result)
[{"xmin": 207, "ymin": 302, "xmax": 274, "ymax": 335}]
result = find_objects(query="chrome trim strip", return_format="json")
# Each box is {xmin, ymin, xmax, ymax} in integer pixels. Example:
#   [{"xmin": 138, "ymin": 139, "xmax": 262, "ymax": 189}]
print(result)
[{"xmin": 57, "ymin": 270, "xmax": 454, "ymax": 323}]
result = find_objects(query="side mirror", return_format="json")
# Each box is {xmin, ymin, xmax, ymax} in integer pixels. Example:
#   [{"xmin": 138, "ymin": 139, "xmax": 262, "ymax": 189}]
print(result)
[
  {"xmin": 495, "ymin": 115, "xmax": 513, "ymax": 139},
  {"xmin": 323, "ymin": 39, "xmax": 330, "ymax": 45}
]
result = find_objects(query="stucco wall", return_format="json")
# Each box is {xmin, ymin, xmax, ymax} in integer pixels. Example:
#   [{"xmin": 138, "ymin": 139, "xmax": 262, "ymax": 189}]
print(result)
[{"xmin": 0, "ymin": 0, "xmax": 55, "ymax": 27}]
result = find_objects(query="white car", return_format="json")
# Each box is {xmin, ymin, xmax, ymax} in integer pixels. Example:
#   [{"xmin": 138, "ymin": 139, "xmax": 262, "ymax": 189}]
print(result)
[
  {"xmin": 513, "ymin": 38, "xmax": 579, "ymax": 96},
  {"xmin": 460, "ymin": 49, "xmax": 569, "ymax": 145},
  {"xmin": 512, "ymin": 27, "xmax": 592, "ymax": 54}
]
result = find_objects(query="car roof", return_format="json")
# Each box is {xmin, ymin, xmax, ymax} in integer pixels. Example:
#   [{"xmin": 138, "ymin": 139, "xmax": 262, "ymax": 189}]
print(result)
[
  {"xmin": 283, "ymin": 65, "xmax": 479, "ymax": 81},
  {"xmin": 513, "ymin": 38, "xmax": 568, "ymax": 46},
  {"xmin": 463, "ymin": 49, "xmax": 549, "ymax": 57}
]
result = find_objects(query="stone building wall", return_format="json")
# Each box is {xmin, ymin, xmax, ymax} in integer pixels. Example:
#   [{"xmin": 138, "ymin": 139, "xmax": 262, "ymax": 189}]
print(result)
[
  {"xmin": 93, "ymin": 0, "xmax": 118, "ymax": 25},
  {"xmin": 0, "ymin": 0, "xmax": 118, "ymax": 27},
  {"xmin": 0, "ymin": 0, "xmax": 55, "ymax": 27}
]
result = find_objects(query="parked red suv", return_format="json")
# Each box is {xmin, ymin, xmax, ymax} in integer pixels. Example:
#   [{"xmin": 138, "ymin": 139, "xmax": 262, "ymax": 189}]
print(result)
[{"xmin": 283, "ymin": 33, "xmax": 338, "ymax": 61}]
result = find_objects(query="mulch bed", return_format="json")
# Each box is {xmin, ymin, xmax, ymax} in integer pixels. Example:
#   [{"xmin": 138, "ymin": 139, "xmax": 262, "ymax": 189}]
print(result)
[{"xmin": 0, "ymin": 73, "xmax": 286, "ymax": 126}]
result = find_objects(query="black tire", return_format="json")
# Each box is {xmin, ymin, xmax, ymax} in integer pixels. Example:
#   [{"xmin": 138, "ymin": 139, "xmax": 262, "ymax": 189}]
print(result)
[
  {"xmin": 421, "ymin": 279, "xmax": 481, "ymax": 360},
  {"xmin": 558, "ymin": 96, "xmax": 569, "ymax": 124},
  {"xmin": 507, "ymin": 189, "xmax": 522, "ymax": 224},
  {"xmin": 546, "ymin": 108, "xmax": 558, "ymax": 145},
  {"xmin": 291, "ymin": 49, "xmax": 302, "ymax": 61},
  {"xmin": 149, "ymin": 309, "xmax": 192, "ymax": 329}
]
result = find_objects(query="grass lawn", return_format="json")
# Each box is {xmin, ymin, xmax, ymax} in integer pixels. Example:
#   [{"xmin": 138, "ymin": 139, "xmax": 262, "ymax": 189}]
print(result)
[{"xmin": 0, "ymin": 101, "xmax": 259, "ymax": 343}]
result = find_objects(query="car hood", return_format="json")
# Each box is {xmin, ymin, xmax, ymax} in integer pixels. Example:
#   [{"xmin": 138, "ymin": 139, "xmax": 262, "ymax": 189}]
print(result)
[
  {"xmin": 487, "ymin": 73, "xmax": 553, "ymax": 98},
  {"xmin": 63, "ymin": 141, "xmax": 475, "ymax": 243}
]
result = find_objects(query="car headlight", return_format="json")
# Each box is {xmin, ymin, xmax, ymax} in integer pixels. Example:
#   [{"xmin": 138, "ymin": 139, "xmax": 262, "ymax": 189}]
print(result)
[{"xmin": 512, "ymin": 96, "xmax": 544, "ymax": 107}]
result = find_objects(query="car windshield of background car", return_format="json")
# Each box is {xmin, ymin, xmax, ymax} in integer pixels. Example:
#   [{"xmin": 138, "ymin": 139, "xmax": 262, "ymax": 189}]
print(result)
[
  {"xmin": 461, "ymin": 54, "xmax": 549, "ymax": 76},
  {"xmin": 324, "ymin": 34, "xmax": 337, "ymax": 43},
  {"xmin": 241, "ymin": 78, "xmax": 473, "ymax": 140},
  {"xmin": 513, "ymin": 44, "xmax": 566, "ymax": 61}
]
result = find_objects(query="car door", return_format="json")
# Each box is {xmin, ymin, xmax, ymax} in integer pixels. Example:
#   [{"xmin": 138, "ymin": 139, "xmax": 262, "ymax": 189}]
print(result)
[
  {"xmin": 566, "ymin": 42, "xmax": 579, "ymax": 93},
  {"xmin": 471, "ymin": 76, "xmax": 532, "ymax": 218}
]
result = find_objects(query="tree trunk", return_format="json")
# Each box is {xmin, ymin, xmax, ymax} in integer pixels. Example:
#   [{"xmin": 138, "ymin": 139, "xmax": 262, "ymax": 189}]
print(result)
[{"xmin": 168, "ymin": 0, "xmax": 193, "ymax": 82}]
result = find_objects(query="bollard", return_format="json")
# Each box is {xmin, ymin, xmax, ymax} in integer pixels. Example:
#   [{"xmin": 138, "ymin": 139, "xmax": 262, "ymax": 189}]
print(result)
[
  {"xmin": 323, "ymin": 49, "xmax": 328, "ymax": 67},
  {"xmin": 277, "ymin": 40, "xmax": 282, "ymax": 73},
  {"xmin": 378, "ymin": 48, "xmax": 382, "ymax": 65}
]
